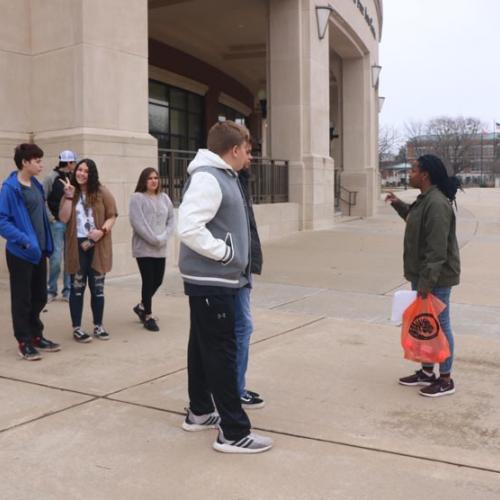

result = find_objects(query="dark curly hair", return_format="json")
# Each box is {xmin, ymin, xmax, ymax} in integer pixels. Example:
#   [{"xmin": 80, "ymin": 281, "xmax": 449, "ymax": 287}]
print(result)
[
  {"xmin": 72, "ymin": 158, "xmax": 101, "ymax": 206},
  {"xmin": 417, "ymin": 154, "xmax": 461, "ymax": 203}
]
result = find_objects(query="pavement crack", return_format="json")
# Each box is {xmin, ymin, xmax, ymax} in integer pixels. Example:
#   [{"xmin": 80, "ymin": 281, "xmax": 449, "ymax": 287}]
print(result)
[{"xmin": 251, "ymin": 427, "xmax": 500, "ymax": 476}]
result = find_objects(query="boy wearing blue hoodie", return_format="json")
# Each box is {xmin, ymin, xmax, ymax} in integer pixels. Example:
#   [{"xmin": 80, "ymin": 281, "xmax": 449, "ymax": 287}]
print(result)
[{"xmin": 0, "ymin": 143, "xmax": 59, "ymax": 360}]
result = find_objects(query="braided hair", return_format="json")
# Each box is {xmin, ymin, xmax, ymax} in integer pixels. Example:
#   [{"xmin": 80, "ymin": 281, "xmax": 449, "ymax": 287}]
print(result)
[{"xmin": 417, "ymin": 154, "xmax": 461, "ymax": 203}]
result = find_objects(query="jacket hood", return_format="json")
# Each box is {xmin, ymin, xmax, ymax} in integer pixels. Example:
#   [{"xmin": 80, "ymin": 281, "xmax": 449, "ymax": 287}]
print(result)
[{"xmin": 187, "ymin": 149, "xmax": 235, "ymax": 175}]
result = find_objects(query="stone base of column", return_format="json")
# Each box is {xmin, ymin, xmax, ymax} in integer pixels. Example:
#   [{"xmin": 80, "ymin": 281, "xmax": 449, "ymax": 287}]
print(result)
[
  {"xmin": 340, "ymin": 168, "xmax": 379, "ymax": 217},
  {"xmin": 1, "ymin": 128, "xmax": 158, "ymax": 278},
  {"xmin": 289, "ymin": 155, "xmax": 335, "ymax": 230}
]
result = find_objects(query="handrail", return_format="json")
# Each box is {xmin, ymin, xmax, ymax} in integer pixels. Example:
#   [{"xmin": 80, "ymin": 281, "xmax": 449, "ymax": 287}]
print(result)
[{"xmin": 339, "ymin": 185, "xmax": 357, "ymax": 216}]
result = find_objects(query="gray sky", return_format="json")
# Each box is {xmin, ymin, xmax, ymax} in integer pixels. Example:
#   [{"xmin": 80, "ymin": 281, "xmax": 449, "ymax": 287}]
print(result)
[{"xmin": 379, "ymin": 0, "xmax": 500, "ymax": 133}]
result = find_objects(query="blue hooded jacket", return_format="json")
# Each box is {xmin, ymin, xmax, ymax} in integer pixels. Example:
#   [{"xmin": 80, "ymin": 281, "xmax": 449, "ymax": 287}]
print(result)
[{"xmin": 0, "ymin": 171, "xmax": 54, "ymax": 263}]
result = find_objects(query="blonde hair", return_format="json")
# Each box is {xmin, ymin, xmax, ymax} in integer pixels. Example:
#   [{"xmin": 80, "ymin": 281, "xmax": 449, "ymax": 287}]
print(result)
[{"xmin": 207, "ymin": 120, "xmax": 250, "ymax": 156}]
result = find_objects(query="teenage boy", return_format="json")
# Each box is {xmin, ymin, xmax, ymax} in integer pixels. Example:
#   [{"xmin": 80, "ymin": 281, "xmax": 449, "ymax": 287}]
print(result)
[
  {"xmin": 0, "ymin": 143, "xmax": 59, "ymax": 360},
  {"xmin": 44, "ymin": 150, "xmax": 77, "ymax": 302},
  {"xmin": 177, "ymin": 120, "xmax": 272, "ymax": 454}
]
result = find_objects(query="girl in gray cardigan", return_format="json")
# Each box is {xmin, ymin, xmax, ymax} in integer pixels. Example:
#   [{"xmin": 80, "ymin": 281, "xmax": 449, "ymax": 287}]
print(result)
[{"xmin": 129, "ymin": 168, "xmax": 175, "ymax": 331}]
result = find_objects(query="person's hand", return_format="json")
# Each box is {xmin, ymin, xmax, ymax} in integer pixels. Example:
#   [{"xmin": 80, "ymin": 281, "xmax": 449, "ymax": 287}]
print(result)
[
  {"xmin": 59, "ymin": 177, "xmax": 75, "ymax": 198},
  {"xmin": 88, "ymin": 228, "xmax": 104, "ymax": 242},
  {"xmin": 384, "ymin": 192, "xmax": 399, "ymax": 204}
]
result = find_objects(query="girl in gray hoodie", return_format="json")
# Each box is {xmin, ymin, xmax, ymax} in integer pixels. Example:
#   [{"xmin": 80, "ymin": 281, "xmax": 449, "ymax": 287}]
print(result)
[{"xmin": 129, "ymin": 167, "xmax": 175, "ymax": 331}]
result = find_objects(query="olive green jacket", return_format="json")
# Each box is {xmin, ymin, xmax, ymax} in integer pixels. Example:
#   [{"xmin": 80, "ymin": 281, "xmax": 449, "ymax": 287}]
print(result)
[{"xmin": 391, "ymin": 186, "xmax": 460, "ymax": 292}]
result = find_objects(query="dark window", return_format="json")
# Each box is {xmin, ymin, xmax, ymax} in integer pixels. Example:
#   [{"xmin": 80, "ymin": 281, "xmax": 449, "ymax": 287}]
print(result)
[
  {"xmin": 218, "ymin": 103, "xmax": 246, "ymax": 125},
  {"xmin": 148, "ymin": 80, "xmax": 204, "ymax": 151}
]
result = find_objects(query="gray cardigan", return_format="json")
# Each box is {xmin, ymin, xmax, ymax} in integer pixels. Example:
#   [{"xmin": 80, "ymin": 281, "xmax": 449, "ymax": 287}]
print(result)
[{"xmin": 129, "ymin": 192, "xmax": 175, "ymax": 258}]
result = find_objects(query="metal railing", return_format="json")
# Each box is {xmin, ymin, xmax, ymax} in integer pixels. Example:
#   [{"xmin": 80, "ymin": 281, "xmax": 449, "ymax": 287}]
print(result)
[
  {"xmin": 334, "ymin": 169, "xmax": 358, "ymax": 215},
  {"xmin": 157, "ymin": 148, "xmax": 289, "ymax": 206}
]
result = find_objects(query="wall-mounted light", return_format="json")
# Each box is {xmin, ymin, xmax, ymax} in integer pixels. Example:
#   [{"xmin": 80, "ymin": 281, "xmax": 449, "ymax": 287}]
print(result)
[
  {"xmin": 378, "ymin": 96, "xmax": 386, "ymax": 113},
  {"xmin": 316, "ymin": 5, "xmax": 333, "ymax": 40},
  {"xmin": 371, "ymin": 64, "xmax": 382, "ymax": 88},
  {"xmin": 218, "ymin": 115, "xmax": 226, "ymax": 122},
  {"xmin": 329, "ymin": 121, "xmax": 339, "ymax": 140},
  {"xmin": 257, "ymin": 88, "xmax": 267, "ymax": 119}
]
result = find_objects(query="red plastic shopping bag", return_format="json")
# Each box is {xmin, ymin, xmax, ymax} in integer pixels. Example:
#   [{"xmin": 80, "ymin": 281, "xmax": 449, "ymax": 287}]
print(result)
[{"xmin": 400, "ymin": 294, "xmax": 450, "ymax": 364}]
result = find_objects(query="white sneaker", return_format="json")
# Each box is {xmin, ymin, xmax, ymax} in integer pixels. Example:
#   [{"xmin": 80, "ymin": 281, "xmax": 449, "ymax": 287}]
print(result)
[
  {"xmin": 213, "ymin": 430, "xmax": 273, "ymax": 454},
  {"xmin": 182, "ymin": 408, "xmax": 220, "ymax": 432}
]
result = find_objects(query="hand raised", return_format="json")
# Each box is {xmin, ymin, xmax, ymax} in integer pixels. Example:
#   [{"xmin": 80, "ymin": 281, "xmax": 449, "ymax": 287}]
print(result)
[
  {"xmin": 384, "ymin": 191, "xmax": 399, "ymax": 204},
  {"xmin": 59, "ymin": 177, "xmax": 75, "ymax": 197}
]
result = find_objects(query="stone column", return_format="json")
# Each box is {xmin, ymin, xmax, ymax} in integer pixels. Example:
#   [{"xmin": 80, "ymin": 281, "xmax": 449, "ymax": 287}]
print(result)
[
  {"xmin": 28, "ymin": 0, "xmax": 157, "ymax": 275},
  {"xmin": 341, "ymin": 55, "xmax": 378, "ymax": 217},
  {"xmin": 268, "ymin": 0, "xmax": 334, "ymax": 230}
]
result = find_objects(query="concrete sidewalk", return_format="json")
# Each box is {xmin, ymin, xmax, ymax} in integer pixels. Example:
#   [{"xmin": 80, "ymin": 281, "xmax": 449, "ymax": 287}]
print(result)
[{"xmin": 1, "ymin": 188, "xmax": 500, "ymax": 499}]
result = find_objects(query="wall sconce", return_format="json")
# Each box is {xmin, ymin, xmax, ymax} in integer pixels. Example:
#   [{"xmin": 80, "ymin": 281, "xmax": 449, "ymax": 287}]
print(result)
[
  {"xmin": 378, "ymin": 96, "xmax": 386, "ymax": 113},
  {"xmin": 218, "ymin": 115, "xmax": 226, "ymax": 122},
  {"xmin": 371, "ymin": 64, "xmax": 382, "ymax": 88},
  {"xmin": 329, "ymin": 122, "xmax": 339, "ymax": 140},
  {"xmin": 257, "ymin": 88, "xmax": 267, "ymax": 119},
  {"xmin": 316, "ymin": 5, "xmax": 333, "ymax": 40}
]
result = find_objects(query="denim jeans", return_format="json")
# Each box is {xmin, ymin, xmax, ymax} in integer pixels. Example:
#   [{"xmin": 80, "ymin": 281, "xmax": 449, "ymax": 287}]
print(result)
[
  {"xmin": 47, "ymin": 220, "xmax": 70, "ymax": 297},
  {"xmin": 412, "ymin": 284, "xmax": 455, "ymax": 374},
  {"xmin": 70, "ymin": 241, "xmax": 105, "ymax": 327},
  {"xmin": 234, "ymin": 285, "xmax": 253, "ymax": 397}
]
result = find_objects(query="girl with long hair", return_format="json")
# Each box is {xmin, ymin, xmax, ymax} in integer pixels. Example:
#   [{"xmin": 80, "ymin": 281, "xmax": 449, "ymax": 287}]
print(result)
[
  {"xmin": 59, "ymin": 158, "xmax": 118, "ymax": 342},
  {"xmin": 386, "ymin": 154, "xmax": 461, "ymax": 397},
  {"xmin": 129, "ymin": 167, "xmax": 174, "ymax": 331}
]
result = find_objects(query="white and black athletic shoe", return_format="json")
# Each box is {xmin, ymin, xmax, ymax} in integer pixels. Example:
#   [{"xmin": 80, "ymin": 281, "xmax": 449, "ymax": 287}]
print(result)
[
  {"xmin": 182, "ymin": 408, "xmax": 221, "ymax": 432},
  {"xmin": 18, "ymin": 342, "xmax": 42, "ymax": 361},
  {"xmin": 93, "ymin": 325, "xmax": 110, "ymax": 340},
  {"xmin": 213, "ymin": 430, "xmax": 273, "ymax": 454},
  {"xmin": 73, "ymin": 327, "xmax": 92, "ymax": 343},
  {"xmin": 399, "ymin": 369, "xmax": 436, "ymax": 386},
  {"xmin": 240, "ymin": 391, "xmax": 265, "ymax": 409},
  {"xmin": 419, "ymin": 378, "xmax": 455, "ymax": 398}
]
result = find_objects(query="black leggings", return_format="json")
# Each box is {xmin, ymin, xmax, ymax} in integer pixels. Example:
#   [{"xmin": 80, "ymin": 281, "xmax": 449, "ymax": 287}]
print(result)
[
  {"xmin": 70, "ymin": 242, "xmax": 105, "ymax": 327},
  {"xmin": 136, "ymin": 257, "xmax": 166, "ymax": 315}
]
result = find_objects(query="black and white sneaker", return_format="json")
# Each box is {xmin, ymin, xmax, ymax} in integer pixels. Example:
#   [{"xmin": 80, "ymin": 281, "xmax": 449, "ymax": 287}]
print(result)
[
  {"xmin": 133, "ymin": 304, "xmax": 146, "ymax": 323},
  {"xmin": 241, "ymin": 391, "xmax": 266, "ymax": 409},
  {"xmin": 33, "ymin": 336, "xmax": 61, "ymax": 352},
  {"xmin": 93, "ymin": 325, "xmax": 110, "ymax": 340},
  {"xmin": 246, "ymin": 389, "xmax": 261, "ymax": 398},
  {"xmin": 399, "ymin": 369, "xmax": 436, "ymax": 386},
  {"xmin": 144, "ymin": 317, "xmax": 159, "ymax": 332},
  {"xmin": 213, "ymin": 430, "xmax": 273, "ymax": 454},
  {"xmin": 182, "ymin": 408, "xmax": 221, "ymax": 432},
  {"xmin": 18, "ymin": 342, "xmax": 42, "ymax": 361},
  {"xmin": 73, "ymin": 327, "xmax": 92, "ymax": 343},
  {"xmin": 420, "ymin": 378, "xmax": 455, "ymax": 398}
]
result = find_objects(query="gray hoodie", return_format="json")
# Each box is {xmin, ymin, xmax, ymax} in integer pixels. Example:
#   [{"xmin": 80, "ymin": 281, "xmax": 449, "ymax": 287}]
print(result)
[{"xmin": 177, "ymin": 149, "xmax": 250, "ymax": 288}]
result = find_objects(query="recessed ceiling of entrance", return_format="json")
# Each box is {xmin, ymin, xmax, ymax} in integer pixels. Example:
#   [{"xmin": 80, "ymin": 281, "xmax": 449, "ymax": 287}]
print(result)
[{"xmin": 148, "ymin": 0, "xmax": 267, "ymax": 93}]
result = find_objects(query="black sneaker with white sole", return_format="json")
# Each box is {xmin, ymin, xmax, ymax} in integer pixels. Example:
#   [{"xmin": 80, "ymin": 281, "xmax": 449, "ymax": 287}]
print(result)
[
  {"xmin": 245, "ymin": 389, "xmax": 261, "ymax": 398},
  {"xmin": 399, "ymin": 369, "xmax": 436, "ymax": 386},
  {"xmin": 18, "ymin": 342, "xmax": 42, "ymax": 361},
  {"xmin": 182, "ymin": 408, "xmax": 221, "ymax": 432},
  {"xmin": 133, "ymin": 304, "xmax": 146, "ymax": 323},
  {"xmin": 213, "ymin": 430, "xmax": 273, "ymax": 454},
  {"xmin": 33, "ymin": 336, "xmax": 61, "ymax": 352},
  {"xmin": 73, "ymin": 327, "xmax": 92, "ymax": 343},
  {"xmin": 240, "ymin": 391, "xmax": 265, "ymax": 409},
  {"xmin": 419, "ymin": 378, "xmax": 455, "ymax": 398},
  {"xmin": 93, "ymin": 325, "xmax": 110, "ymax": 340}
]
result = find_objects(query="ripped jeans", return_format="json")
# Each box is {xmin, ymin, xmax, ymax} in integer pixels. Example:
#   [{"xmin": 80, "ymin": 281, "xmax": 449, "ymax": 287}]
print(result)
[{"xmin": 69, "ymin": 240, "xmax": 105, "ymax": 327}]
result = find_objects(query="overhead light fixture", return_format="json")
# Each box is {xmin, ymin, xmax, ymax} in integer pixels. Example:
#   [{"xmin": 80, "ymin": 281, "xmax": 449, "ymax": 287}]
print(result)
[
  {"xmin": 378, "ymin": 96, "xmax": 386, "ymax": 113},
  {"xmin": 371, "ymin": 64, "xmax": 382, "ymax": 88},
  {"xmin": 316, "ymin": 5, "xmax": 333, "ymax": 40}
]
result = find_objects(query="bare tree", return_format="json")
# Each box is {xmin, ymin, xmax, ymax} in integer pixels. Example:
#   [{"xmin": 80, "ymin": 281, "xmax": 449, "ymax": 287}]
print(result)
[
  {"xmin": 404, "ymin": 116, "xmax": 484, "ymax": 174},
  {"xmin": 378, "ymin": 125, "xmax": 402, "ymax": 162}
]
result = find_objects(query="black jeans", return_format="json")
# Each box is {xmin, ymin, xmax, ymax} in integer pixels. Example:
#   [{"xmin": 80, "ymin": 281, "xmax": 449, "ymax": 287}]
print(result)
[
  {"xmin": 69, "ymin": 241, "xmax": 105, "ymax": 327},
  {"xmin": 6, "ymin": 250, "xmax": 47, "ymax": 343},
  {"xmin": 136, "ymin": 257, "xmax": 166, "ymax": 315},
  {"xmin": 187, "ymin": 295, "xmax": 251, "ymax": 441}
]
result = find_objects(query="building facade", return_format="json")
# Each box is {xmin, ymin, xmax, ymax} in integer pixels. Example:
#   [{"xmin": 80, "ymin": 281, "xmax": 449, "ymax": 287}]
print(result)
[{"xmin": 0, "ymin": 0, "xmax": 383, "ymax": 276}]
